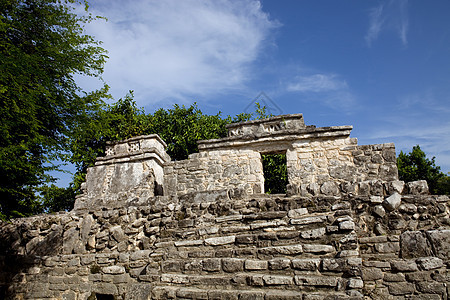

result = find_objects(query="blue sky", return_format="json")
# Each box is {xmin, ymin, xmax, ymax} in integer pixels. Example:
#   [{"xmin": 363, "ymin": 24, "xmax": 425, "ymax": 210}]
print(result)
[{"xmin": 64, "ymin": 0, "xmax": 450, "ymax": 185}]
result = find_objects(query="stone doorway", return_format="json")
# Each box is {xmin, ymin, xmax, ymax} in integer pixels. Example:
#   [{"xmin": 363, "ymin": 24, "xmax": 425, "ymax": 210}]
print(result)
[{"xmin": 262, "ymin": 152, "xmax": 288, "ymax": 194}]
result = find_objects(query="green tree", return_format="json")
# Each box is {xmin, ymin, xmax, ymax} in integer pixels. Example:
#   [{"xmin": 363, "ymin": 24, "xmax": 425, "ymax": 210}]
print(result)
[
  {"xmin": 397, "ymin": 145, "xmax": 449, "ymax": 195},
  {"xmin": 0, "ymin": 0, "xmax": 108, "ymax": 219},
  {"xmin": 40, "ymin": 184, "xmax": 75, "ymax": 213}
]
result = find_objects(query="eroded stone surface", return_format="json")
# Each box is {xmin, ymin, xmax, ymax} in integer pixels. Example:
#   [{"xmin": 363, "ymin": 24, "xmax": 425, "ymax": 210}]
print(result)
[{"xmin": 1, "ymin": 114, "xmax": 448, "ymax": 300}]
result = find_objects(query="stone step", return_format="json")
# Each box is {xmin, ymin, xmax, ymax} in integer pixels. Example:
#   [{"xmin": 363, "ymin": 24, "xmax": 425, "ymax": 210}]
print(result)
[
  {"xmin": 141, "ymin": 272, "xmax": 345, "ymax": 290},
  {"xmin": 150, "ymin": 285, "xmax": 357, "ymax": 300}
]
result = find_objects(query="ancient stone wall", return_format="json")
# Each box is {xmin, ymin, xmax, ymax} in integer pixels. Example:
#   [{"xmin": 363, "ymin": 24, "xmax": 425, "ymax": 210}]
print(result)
[
  {"xmin": 0, "ymin": 114, "xmax": 448, "ymax": 299},
  {"xmin": 164, "ymin": 149, "xmax": 264, "ymax": 198},
  {"xmin": 1, "ymin": 186, "xmax": 448, "ymax": 299},
  {"xmin": 74, "ymin": 135, "xmax": 170, "ymax": 211}
]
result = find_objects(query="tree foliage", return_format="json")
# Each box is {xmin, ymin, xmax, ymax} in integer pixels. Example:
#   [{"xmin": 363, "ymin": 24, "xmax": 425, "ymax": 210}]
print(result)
[
  {"xmin": 397, "ymin": 145, "xmax": 449, "ymax": 195},
  {"xmin": 0, "ymin": 0, "xmax": 108, "ymax": 219}
]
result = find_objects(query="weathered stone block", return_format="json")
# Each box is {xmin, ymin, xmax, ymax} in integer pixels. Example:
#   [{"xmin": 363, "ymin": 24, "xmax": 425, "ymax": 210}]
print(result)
[
  {"xmin": 303, "ymin": 244, "xmax": 334, "ymax": 253},
  {"xmin": 426, "ymin": 229, "xmax": 450, "ymax": 260},
  {"xmin": 416, "ymin": 282, "xmax": 446, "ymax": 294},
  {"xmin": 416, "ymin": 257, "xmax": 444, "ymax": 270},
  {"xmin": 300, "ymin": 227, "xmax": 326, "ymax": 239},
  {"xmin": 390, "ymin": 260, "xmax": 419, "ymax": 272},
  {"xmin": 387, "ymin": 282, "xmax": 415, "ymax": 295},
  {"xmin": 294, "ymin": 275, "xmax": 338, "ymax": 287},
  {"xmin": 287, "ymin": 208, "xmax": 308, "ymax": 218},
  {"xmin": 204, "ymin": 235, "xmax": 235, "ymax": 246},
  {"xmin": 202, "ymin": 258, "xmax": 221, "ymax": 272},
  {"xmin": 222, "ymin": 258, "xmax": 244, "ymax": 273},
  {"xmin": 102, "ymin": 266, "xmax": 125, "ymax": 274},
  {"xmin": 263, "ymin": 275, "xmax": 293, "ymax": 285},
  {"xmin": 407, "ymin": 180, "xmax": 429, "ymax": 195},
  {"xmin": 400, "ymin": 231, "xmax": 432, "ymax": 259},
  {"xmin": 268, "ymin": 258, "xmax": 291, "ymax": 270},
  {"xmin": 244, "ymin": 259, "xmax": 267, "ymax": 271},
  {"xmin": 383, "ymin": 192, "xmax": 402, "ymax": 211},
  {"xmin": 292, "ymin": 259, "xmax": 320, "ymax": 271}
]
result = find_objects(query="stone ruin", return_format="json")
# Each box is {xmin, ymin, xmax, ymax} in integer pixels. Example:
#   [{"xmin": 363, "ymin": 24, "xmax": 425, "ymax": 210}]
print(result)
[{"xmin": 0, "ymin": 114, "xmax": 449, "ymax": 299}]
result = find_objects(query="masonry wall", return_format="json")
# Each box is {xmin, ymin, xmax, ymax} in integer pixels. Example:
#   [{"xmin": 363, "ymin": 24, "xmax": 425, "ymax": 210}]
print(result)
[
  {"xmin": 1, "ymin": 187, "xmax": 449, "ymax": 299},
  {"xmin": 164, "ymin": 149, "xmax": 265, "ymax": 197}
]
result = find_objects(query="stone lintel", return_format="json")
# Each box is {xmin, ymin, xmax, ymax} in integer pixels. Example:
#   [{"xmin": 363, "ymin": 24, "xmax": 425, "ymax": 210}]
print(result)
[
  {"xmin": 101, "ymin": 134, "xmax": 170, "ymax": 165},
  {"xmin": 96, "ymin": 149, "xmax": 168, "ymax": 166},
  {"xmin": 198, "ymin": 125, "xmax": 353, "ymax": 151}
]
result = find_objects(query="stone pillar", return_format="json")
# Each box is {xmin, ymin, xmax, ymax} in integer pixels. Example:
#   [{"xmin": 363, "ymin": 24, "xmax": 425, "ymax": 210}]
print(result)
[{"xmin": 74, "ymin": 134, "xmax": 170, "ymax": 210}]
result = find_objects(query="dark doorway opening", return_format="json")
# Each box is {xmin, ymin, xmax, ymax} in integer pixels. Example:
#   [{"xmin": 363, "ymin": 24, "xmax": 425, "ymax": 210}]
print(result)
[
  {"xmin": 96, "ymin": 294, "xmax": 115, "ymax": 300},
  {"xmin": 262, "ymin": 152, "xmax": 288, "ymax": 194}
]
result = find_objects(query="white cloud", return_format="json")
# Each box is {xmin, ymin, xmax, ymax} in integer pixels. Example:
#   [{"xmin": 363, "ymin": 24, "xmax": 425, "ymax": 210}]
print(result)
[
  {"xmin": 285, "ymin": 73, "xmax": 356, "ymax": 111},
  {"xmin": 365, "ymin": 0, "xmax": 409, "ymax": 47},
  {"xmin": 78, "ymin": 0, "xmax": 279, "ymax": 107},
  {"xmin": 287, "ymin": 74, "xmax": 348, "ymax": 93},
  {"xmin": 364, "ymin": 90, "xmax": 450, "ymax": 173},
  {"xmin": 365, "ymin": 4, "xmax": 385, "ymax": 47}
]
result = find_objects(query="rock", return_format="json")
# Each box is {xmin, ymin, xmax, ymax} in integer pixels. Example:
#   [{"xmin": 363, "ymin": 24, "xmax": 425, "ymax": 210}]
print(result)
[
  {"xmin": 62, "ymin": 227, "xmax": 79, "ymax": 254},
  {"xmin": 102, "ymin": 266, "xmax": 125, "ymax": 274},
  {"xmin": 287, "ymin": 208, "xmax": 308, "ymax": 218},
  {"xmin": 204, "ymin": 235, "xmax": 235, "ymax": 246},
  {"xmin": 110, "ymin": 226, "xmax": 126, "ymax": 243},
  {"xmin": 80, "ymin": 214, "xmax": 93, "ymax": 245},
  {"xmin": 263, "ymin": 275, "xmax": 293, "ymax": 285},
  {"xmin": 320, "ymin": 181, "xmax": 340, "ymax": 196},
  {"xmin": 291, "ymin": 259, "xmax": 320, "ymax": 271},
  {"xmin": 373, "ymin": 205, "xmax": 386, "ymax": 218},
  {"xmin": 407, "ymin": 180, "xmax": 429, "ymax": 195},
  {"xmin": 339, "ymin": 220, "xmax": 355, "ymax": 231},
  {"xmin": 416, "ymin": 257, "xmax": 444, "ymax": 270},
  {"xmin": 387, "ymin": 282, "xmax": 415, "ymax": 295},
  {"xmin": 426, "ymin": 229, "xmax": 450, "ymax": 260},
  {"xmin": 300, "ymin": 227, "xmax": 326, "ymax": 239},
  {"xmin": 400, "ymin": 231, "xmax": 432, "ymax": 259},
  {"xmin": 222, "ymin": 258, "xmax": 244, "ymax": 273},
  {"xmin": 244, "ymin": 260, "xmax": 267, "ymax": 270},
  {"xmin": 391, "ymin": 260, "xmax": 419, "ymax": 272},
  {"xmin": 383, "ymin": 192, "xmax": 402, "ymax": 211},
  {"xmin": 385, "ymin": 180, "xmax": 405, "ymax": 194},
  {"xmin": 303, "ymin": 244, "xmax": 334, "ymax": 253},
  {"xmin": 268, "ymin": 258, "xmax": 291, "ymax": 270}
]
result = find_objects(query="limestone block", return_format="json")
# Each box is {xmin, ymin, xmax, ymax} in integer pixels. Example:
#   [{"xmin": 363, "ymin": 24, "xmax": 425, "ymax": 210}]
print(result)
[
  {"xmin": 386, "ymin": 180, "xmax": 405, "ymax": 194},
  {"xmin": 425, "ymin": 229, "xmax": 450, "ymax": 260},
  {"xmin": 320, "ymin": 181, "xmax": 340, "ymax": 196},
  {"xmin": 416, "ymin": 257, "xmax": 444, "ymax": 270},
  {"xmin": 263, "ymin": 275, "xmax": 293, "ymax": 285},
  {"xmin": 222, "ymin": 258, "xmax": 244, "ymax": 273},
  {"xmin": 383, "ymin": 192, "xmax": 402, "ymax": 211},
  {"xmin": 361, "ymin": 268, "xmax": 383, "ymax": 281},
  {"xmin": 102, "ymin": 266, "xmax": 125, "ymax": 274},
  {"xmin": 294, "ymin": 275, "xmax": 338, "ymax": 287},
  {"xmin": 400, "ymin": 231, "xmax": 433, "ymax": 258},
  {"xmin": 268, "ymin": 258, "xmax": 291, "ymax": 270},
  {"xmin": 259, "ymin": 244, "xmax": 303, "ymax": 255},
  {"xmin": 390, "ymin": 260, "xmax": 419, "ymax": 272},
  {"xmin": 290, "ymin": 215, "xmax": 327, "ymax": 225},
  {"xmin": 63, "ymin": 227, "xmax": 79, "ymax": 254},
  {"xmin": 373, "ymin": 205, "xmax": 386, "ymax": 218},
  {"xmin": 291, "ymin": 259, "xmax": 320, "ymax": 271},
  {"xmin": 339, "ymin": 220, "xmax": 355, "ymax": 231},
  {"xmin": 416, "ymin": 282, "xmax": 446, "ymax": 294},
  {"xmin": 244, "ymin": 259, "xmax": 268, "ymax": 270},
  {"xmin": 303, "ymin": 244, "xmax": 334, "ymax": 253},
  {"xmin": 204, "ymin": 235, "xmax": 235, "ymax": 246},
  {"xmin": 406, "ymin": 180, "xmax": 429, "ymax": 195},
  {"xmin": 202, "ymin": 258, "xmax": 221, "ymax": 272},
  {"xmin": 300, "ymin": 227, "xmax": 326, "ymax": 239}
]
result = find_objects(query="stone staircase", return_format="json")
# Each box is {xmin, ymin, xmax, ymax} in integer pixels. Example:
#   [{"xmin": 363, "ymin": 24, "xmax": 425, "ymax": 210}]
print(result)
[{"xmin": 123, "ymin": 195, "xmax": 363, "ymax": 299}]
